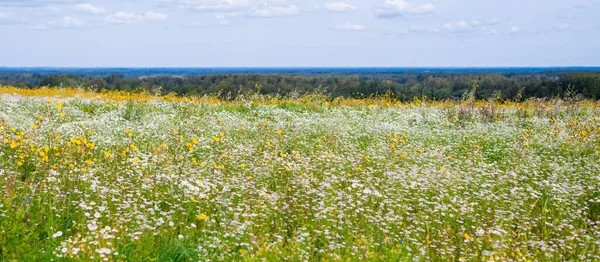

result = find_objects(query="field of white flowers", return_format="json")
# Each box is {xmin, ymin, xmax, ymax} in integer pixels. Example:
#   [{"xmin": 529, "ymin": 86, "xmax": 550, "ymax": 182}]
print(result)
[{"xmin": 0, "ymin": 89, "xmax": 599, "ymax": 261}]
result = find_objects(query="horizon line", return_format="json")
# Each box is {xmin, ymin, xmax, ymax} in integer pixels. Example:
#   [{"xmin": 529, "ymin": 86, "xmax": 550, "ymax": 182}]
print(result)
[{"xmin": 2, "ymin": 66, "xmax": 600, "ymax": 69}]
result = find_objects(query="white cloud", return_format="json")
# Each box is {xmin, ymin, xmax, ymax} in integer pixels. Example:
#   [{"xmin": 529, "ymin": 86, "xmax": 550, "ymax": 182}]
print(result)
[
  {"xmin": 405, "ymin": 19, "xmax": 498, "ymax": 36},
  {"xmin": 107, "ymin": 12, "xmax": 139, "ymax": 24},
  {"xmin": 441, "ymin": 20, "xmax": 496, "ymax": 35},
  {"xmin": 557, "ymin": 23, "xmax": 569, "ymax": 29},
  {"xmin": 172, "ymin": 0, "xmax": 299, "ymax": 20},
  {"xmin": 376, "ymin": 0, "xmax": 434, "ymax": 18},
  {"xmin": 173, "ymin": 1, "xmax": 299, "ymax": 22},
  {"xmin": 510, "ymin": 26, "xmax": 521, "ymax": 33},
  {"xmin": 144, "ymin": 11, "xmax": 169, "ymax": 20},
  {"xmin": 250, "ymin": 4, "xmax": 298, "ymax": 17},
  {"xmin": 325, "ymin": 2, "xmax": 356, "ymax": 12},
  {"xmin": 107, "ymin": 11, "xmax": 168, "ymax": 24},
  {"xmin": 59, "ymin": 15, "xmax": 84, "ymax": 27},
  {"xmin": 173, "ymin": 0, "xmax": 250, "ymax": 11},
  {"xmin": 336, "ymin": 22, "xmax": 365, "ymax": 31},
  {"xmin": 408, "ymin": 26, "xmax": 440, "ymax": 33},
  {"xmin": 443, "ymin": 20, "xmax": 472, "ymax": 31},
  {"xmin": 0, "ymin": 12, "xmax": 10, "ymax": 19},
  {"xmin": 73, "ymin": 3, "xmax": 105, "ymax": 14},
  {"xmin": 215, "ymin": 12, "xmax": 240, "ymax": 24}
]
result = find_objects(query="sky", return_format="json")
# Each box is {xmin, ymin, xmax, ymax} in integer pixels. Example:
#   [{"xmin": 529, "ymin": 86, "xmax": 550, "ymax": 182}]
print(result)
[{"xmin": 0, "ymin": 0, "xmax": 599, "ymax": 67}]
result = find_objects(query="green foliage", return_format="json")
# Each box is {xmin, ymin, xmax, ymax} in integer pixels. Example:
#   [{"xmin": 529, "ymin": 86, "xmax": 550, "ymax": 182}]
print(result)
[
  {"xmin": 2, "ymin": 72, "xmax": 600, "ymax": 101},
  {"xmin": 121, "ymin": 100, "xmax": 144, "ymax": 121}
]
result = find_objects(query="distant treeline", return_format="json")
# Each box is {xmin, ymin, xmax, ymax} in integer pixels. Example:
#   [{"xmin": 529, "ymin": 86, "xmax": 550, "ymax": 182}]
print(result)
[{"xmin": 1, "ymin": 72, "xmax": 600, "ymax": 101}]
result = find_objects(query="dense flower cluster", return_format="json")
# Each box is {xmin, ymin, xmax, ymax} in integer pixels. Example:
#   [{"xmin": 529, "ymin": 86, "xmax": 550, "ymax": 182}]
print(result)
[{"xmin": 0, "ymin": 86, "xmax": 599, "ymax": 261}]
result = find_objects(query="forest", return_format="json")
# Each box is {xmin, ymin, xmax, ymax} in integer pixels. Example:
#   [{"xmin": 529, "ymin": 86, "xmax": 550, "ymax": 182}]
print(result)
[{"xmin": 1, "ymin": 71, "xmax": 599, "ymax": 101}]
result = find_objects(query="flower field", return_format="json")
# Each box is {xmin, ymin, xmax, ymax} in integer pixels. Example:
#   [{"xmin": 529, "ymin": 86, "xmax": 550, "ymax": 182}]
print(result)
[{"xmin": 0, "ymin": 86, "xmax": 599, "ymax": 261}]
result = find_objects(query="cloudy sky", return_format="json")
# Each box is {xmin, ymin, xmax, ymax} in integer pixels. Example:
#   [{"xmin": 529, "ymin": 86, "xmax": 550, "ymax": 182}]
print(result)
[{"xmin": 0, "ymin": 0, "xmax": 598, "ymax": 67}]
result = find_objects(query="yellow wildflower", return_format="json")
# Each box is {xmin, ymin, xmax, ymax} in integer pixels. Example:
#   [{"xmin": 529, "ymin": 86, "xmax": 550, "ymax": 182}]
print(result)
[{"xmin": 197, "ymin": 214, "xmax": 208, "ymax": 221}]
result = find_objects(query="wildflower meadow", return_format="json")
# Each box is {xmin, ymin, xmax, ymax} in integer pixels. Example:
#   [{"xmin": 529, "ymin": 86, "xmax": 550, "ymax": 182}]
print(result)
[{"xmin": 0, "ymin": 86, "xmax": 599, "ymax": 261}]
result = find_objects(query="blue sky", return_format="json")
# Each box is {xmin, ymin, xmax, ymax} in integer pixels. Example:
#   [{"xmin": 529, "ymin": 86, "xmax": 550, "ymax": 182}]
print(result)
[{"xmin": 0, "ymin": 0, "xmax": 598, "ymax": 67}]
